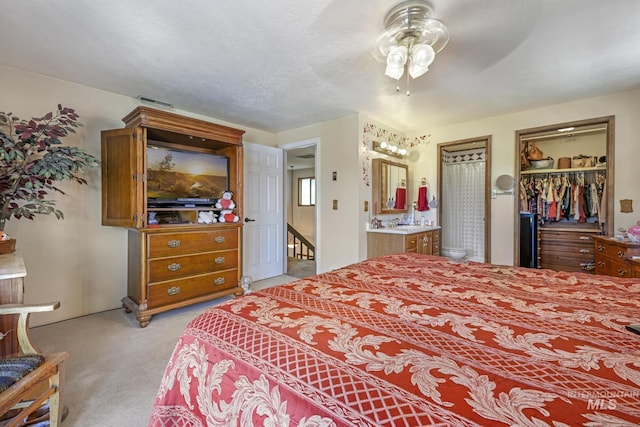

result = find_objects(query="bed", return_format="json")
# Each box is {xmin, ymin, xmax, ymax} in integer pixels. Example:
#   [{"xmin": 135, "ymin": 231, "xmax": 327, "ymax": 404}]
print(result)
[{"xmin": 149, "ymin": 253, "xmax": 640, "ymax": 426}]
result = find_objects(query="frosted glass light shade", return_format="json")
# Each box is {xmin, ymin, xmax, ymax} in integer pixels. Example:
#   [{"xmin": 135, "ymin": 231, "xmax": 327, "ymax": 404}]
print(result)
[
  {"xmin": 385, "ymin": 45, "xmax": 408, "ymax": 80},
  {"xmin": 408, "ymin": 43, "xmax": 435, "ymax": 78}
]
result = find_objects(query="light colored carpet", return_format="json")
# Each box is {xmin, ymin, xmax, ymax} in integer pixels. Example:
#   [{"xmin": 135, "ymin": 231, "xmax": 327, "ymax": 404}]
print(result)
[
  {"xmin": 286, "ymin": 257, "xmax": 316, "ymax": 278},
  {"xmin": 29, "ymin": 275, "xmax": 297, "ymax": 426}
]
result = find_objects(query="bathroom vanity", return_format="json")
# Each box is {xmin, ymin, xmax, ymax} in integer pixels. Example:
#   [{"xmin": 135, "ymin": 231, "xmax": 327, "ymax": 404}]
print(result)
[{"xmin": 367, "ymin": 226, "xmax": 441, "ymax": 258}]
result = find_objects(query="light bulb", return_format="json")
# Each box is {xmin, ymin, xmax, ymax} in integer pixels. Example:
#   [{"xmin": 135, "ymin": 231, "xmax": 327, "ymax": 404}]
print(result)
[
  {"xmin": 409, "ymin": 44, "xmax": 435, "ymax": 79},
  {"xmin": 385, "ymin": 45, "xmax": 408, "ymax": 80}
]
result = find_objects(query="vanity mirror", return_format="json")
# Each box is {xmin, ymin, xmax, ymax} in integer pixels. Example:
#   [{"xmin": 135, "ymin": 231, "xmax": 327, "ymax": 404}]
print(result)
[{"xmin": 372, "ymin": 158, "xmax": 409, "ymax": 214}]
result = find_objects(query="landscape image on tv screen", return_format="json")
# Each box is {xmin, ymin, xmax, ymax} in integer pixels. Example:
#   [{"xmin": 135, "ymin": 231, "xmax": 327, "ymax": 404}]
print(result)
[{"xmin": 147, "ymin": 146, "xmax": 228, "ymax": 200}]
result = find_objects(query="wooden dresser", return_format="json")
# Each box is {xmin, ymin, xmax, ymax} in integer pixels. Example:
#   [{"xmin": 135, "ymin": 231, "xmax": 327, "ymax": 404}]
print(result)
[
  {"xmin": 593, "ymin": 236, "xmax": 640, "ymax": 278},
  {"xmin": 124, "ymin": 226, "xmax": 241, "ymax": 327},
  {"xmin": 367, "ymin": 227, "xmax": 441, "ymax": 258},
  {"xmin": 539, "ymin": 227, "xmax": 600, "ymax": 273}
]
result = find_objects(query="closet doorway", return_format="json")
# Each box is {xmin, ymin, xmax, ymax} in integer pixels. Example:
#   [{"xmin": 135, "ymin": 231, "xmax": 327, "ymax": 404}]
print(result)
[
  {"xmin": 514, "ymin": 116, "xmax": 614, "ymax": 271},
  {"xmin": 437, "ymin": 136, "xmax": 492, "ymax": 263}
]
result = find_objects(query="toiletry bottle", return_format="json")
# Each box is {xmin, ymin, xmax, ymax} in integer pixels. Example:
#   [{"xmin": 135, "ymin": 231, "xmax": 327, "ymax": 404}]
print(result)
[{"xmin": 420, "ymin": 216, "xmax": 425, "ymax": 226}]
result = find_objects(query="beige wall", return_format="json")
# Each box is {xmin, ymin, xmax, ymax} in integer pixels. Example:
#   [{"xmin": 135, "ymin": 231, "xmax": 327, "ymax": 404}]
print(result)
[
  {"xmin": 4, "ymin": 63, "xmax": 640, "ymax": 326},
  {"xmin": 0, "ymin": 65, "xmax": 276, "ymax": 326},
  {"xmin": 409, "ymin": 89, "xmax": 640, "ymax": 265},
  {"xmin": 357, "ymin": 116, "xmax": 409, "ymax": 261},
  {"xmin": 277, "ymin": 115, "xmax": 360, "ymax": 273}
]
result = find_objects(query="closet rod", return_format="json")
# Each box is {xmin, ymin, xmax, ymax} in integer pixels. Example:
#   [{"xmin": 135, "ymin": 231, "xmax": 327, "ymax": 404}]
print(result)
[{"xmin": 521, "ymin": 127, "xmax": 607, "ymax": 142}]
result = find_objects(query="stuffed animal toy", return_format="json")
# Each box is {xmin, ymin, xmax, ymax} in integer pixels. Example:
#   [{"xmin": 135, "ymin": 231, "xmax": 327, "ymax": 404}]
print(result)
[
  {"xmin": 218, "ymin": 209, "xmax": 239, "ymax": 223},
  {"xmin": 197, "ymin": 211, "xmax": 217, "ymax": 224},
  {"xmin": 215, "ymin": 191, "xmax": 236, "ymax": 210}
]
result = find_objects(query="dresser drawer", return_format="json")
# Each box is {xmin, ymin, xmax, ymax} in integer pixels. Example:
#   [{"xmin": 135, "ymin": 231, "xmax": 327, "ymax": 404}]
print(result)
[
  {"xmin": 595, "ymin": 258, "xmax": 631, "ymax": 278},
  {"xmin": 540, "ymin": 255, "xmax": 594, "ymax": 273},
  {"xmin": 148, "ymin": 269, "xmax": 238, "ymax": 308},
  {"xmin": 540, "ymin": 230, "xmax": 596, "ymax": 244},
  {"xmin": 148, "ymin": 229, "xmax": 238, "ymax": 258},
  {"xmin": 539, "ymin": 240, "xmax": 594, "ymax": 258},
  {"xmin": 148, "ymin": 249, "xmax": 238, "ymax": 282},
  {"xmin": 594, "ymin": 240, "xmax": 629, "ymax": 261}
]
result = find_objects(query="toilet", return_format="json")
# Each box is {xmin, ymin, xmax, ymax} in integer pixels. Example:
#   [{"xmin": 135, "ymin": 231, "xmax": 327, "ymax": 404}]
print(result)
[{"xmin": 442, "ymin": 248, "xmax": 467, "ymax": 260}]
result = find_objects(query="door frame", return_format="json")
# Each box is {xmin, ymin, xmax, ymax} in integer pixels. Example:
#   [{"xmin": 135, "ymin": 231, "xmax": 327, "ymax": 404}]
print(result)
[
  {"xmin": 437, "ymin": 136, "xmax": 492, "ymax": 263},
  {"xmin": 281, "ymin": 138, "xmax": 320, "ymax": 274},
  {"xmin": 513, "ymin": 116, "xmax": 615, "ymax": 265}
]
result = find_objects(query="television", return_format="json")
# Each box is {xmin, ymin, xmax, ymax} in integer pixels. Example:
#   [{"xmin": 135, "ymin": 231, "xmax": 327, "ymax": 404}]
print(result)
[{"xmin": 146, "ymin": 144, "xmax": 229, "ymax": 207}]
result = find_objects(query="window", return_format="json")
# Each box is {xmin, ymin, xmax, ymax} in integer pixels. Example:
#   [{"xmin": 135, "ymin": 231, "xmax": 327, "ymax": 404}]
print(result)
[{"xmin": 298, "ymin": 177, "xmax": 315, "ymax": 206}]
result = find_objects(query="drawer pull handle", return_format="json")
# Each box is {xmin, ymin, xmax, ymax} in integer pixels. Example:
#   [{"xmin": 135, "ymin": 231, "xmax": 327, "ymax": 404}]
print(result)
[
  {"xmin": 597, "ymin": 245, "xmax": 604, "ymax": 252},
  {"xmin": 581, "ymin": 262, "xmax": 595, "ymax": 271},
  {"xmin": 617, "ymin": 250, "xmax": 624, "ymax": 258},
  {"xmin": 168, "ymin": 263, "xmax": 181, "ymax": 272},
  {"xmin": 617, "ymin": 268, "xmax": 628, "ymax": 276},
  {"xmin": 579, "ymin": 249, "xmax": 589, "ymax": 254},
  {"xmin": 597, "ymin": 261, "xmax": 605, "ymax": 267},
  {"xmin": 214, "ymin": 277, "xmax": 225, "ymax": 285},
  {"xmin": 579, "ymin": 236, "xmax": 590, "ymax": 241},
  {"xmin": 167, "ymin": 239, "xmax": 181, "ymax": 248},
  {"xmin": 167, "ymin": 286, "xmax": 181, "ymax": 296},
  {"xmin": 215, "ymin": 236, "xmax": 226, "ymax": 244},
  {"xmin": 215, "ymin": 256, "xmax": 225, "ymax": 264}
]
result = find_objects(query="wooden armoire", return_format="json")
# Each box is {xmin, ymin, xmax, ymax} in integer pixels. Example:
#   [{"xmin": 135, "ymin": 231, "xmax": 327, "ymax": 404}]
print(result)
[{"xmin": 101, "ymin": 107, "xmax": 245, "ymax": 327}]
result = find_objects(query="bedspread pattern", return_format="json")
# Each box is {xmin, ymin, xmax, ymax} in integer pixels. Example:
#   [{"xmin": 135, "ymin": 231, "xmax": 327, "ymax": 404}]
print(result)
[{"xmin": 150, "ymin": 254, "xmax": 640, "ymax": 426}]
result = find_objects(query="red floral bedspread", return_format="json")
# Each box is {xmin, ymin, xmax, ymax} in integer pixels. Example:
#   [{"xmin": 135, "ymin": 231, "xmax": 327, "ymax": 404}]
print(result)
[{"xmin": 149, "ymin": 254, "xmax": 640, "ymax": 426}]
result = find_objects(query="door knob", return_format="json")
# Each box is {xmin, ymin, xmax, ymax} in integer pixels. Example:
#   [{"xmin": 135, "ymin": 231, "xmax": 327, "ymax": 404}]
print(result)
[{"xmin": 244, "ymin": 217, "xmax": 256, "ymax": 222}]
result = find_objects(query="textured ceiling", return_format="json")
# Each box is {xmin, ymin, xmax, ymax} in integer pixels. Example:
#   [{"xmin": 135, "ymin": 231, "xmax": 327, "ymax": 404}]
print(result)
[{"xmin": 1, "ymin": 0, "xmax": 640, "ymax": 133}]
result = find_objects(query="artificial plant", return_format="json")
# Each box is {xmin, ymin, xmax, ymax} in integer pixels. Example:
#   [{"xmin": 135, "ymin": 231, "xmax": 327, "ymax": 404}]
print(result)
[{"xmin": 0, "ymin": 104, "xmax": 98, "ymax": 230}]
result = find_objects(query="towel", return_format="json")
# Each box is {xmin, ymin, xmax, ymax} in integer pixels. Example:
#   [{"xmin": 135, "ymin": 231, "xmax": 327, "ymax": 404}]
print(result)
[
  {"xmin": 417, "ymin": 186, "xmax": 429, "ymax": 211},
  {"xmin": 394, "ymin": 187, "xmax": 406, "ymax": 209}
]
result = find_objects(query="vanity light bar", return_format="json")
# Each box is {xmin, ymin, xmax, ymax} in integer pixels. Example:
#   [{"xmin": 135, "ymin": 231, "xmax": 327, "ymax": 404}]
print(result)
[{"xmin": 374, "ymin": 140, "xmax": 407, "ymax": 158}]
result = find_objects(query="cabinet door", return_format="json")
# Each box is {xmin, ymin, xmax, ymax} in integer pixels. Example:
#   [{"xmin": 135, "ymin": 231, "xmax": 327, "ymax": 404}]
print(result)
[
  {"xmin": 417, "ymin": 232, "xmax": 433, "ymax": 255},
  {"xmin": 101, "ymin": 127, "xmax": 145, "ymax": 228}
]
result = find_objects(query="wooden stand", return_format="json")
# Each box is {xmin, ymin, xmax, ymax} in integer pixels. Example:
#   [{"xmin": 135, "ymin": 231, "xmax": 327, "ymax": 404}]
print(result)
[{"xmin": 101, "ymin": 107, "xmax": 246, "ymax": 327}]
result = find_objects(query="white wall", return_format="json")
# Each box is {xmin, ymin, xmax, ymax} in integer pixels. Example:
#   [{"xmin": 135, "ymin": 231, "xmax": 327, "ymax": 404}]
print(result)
[
  {"xmin": 0, "ymin": 65, "xmax": 276, "ymax": 326},
  {"xmin": 409, "ymin": 89, "xmax": 640, "ymax": 265}
]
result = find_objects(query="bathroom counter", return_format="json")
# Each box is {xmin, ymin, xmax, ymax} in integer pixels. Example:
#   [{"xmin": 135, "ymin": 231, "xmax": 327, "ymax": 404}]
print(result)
[
  {"xmin": 367, "ymin": 227, "xmax": 441, "ymax": 258},
  {"xmin": 366, "ymin": 225, "xmax": 440, "ymax": 235}
]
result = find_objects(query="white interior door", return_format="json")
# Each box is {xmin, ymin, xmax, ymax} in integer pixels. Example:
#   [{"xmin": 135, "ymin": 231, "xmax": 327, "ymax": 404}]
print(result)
[{"xmin": 243, "ymin": 142, "xmax": 284, "ymax": 281}]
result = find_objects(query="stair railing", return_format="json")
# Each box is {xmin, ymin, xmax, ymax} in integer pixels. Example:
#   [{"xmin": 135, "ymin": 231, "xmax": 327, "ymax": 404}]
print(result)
[{"xmin": 287, "ymin": 224, "xmax": 315, "ymax": 260}]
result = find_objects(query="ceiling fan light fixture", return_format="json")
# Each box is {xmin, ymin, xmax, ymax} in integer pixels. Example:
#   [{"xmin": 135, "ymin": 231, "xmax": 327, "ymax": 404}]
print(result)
[{"xmin": 375, "ymin": 0, "xmax": 449, "ymax": 90}]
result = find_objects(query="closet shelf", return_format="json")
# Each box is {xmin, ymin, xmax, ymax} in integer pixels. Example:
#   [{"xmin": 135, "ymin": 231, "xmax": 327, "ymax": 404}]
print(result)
[{"xmin": 520, "ymin": 165, "xmax": 605, "ymax": 175}]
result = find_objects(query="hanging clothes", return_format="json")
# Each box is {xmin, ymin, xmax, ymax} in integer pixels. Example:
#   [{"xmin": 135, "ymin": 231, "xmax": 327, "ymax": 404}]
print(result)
[
  {"xmin": 394, "ymin": 187, "xmax": 406, "ymax": 209},
  {"xmin": 519, "ymin": 171, "xmax": 604, "ymax": 225},
  {"xmin": 417, "ymin": 186, "xmax": 429, "ymax": 211}
]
